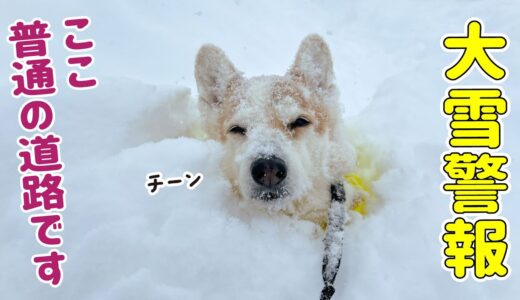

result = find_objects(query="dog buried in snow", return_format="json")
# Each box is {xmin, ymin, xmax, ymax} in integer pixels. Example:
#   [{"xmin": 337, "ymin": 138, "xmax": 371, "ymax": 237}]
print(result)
[
  {"xmin": 195, "ymin": 34, "xmax": 356, "ymax": 299},
  {"xmin": 195, "ymin": 34, "xmax": 355, "ymax": 225}
]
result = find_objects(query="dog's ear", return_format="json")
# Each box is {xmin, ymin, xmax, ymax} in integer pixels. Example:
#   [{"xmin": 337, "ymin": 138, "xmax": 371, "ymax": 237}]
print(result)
[
  {"xmin": 195, "ymin": 44, "xmax": 239, "ymax": 106},
  {"xmin": 288, "ymin": 34, "xmax": 334, "ymax": 90}
]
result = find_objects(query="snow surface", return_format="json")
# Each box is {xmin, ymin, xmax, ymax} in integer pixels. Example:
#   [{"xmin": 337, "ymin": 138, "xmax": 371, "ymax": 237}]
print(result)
[{"xmin": 1, "ymin": 0, "xmax": 519, "ymax": 299}]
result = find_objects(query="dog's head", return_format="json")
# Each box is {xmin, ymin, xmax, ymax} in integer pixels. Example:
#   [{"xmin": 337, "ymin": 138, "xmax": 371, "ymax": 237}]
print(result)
[{"xmin": 195, "ymin": 35, "xmax": 349, "ymax": 207}]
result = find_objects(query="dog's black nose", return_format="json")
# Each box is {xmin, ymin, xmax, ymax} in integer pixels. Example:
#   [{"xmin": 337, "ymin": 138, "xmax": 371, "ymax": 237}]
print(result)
[{"xmin": 250, "ymin": 157, "xmax": 287, "ymax": 188}]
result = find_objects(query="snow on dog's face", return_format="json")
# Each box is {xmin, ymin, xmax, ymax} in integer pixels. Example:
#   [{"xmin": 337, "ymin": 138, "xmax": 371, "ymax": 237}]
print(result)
[{"xmin": 195, "ymin": 35, "xmax": 348, "ymax": 209}]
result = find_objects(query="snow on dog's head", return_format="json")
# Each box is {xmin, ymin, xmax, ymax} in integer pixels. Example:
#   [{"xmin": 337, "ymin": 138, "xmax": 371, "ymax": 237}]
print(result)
[{"xmin": 195, "ymin": 35, "xmax": 351, "ymax": 215}]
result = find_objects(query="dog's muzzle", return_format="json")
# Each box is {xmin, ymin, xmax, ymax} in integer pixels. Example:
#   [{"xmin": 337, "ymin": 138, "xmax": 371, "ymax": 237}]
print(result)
[{"xmin": 250, "ymin": 156, "xmax": 287, "ymax": 188}]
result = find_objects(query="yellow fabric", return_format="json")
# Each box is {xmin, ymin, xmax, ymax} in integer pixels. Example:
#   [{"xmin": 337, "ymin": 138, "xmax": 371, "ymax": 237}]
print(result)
[
  {"xmin": 343, "ymin": 133, "xmax": 385, "ymax": 217},
  {"xmin": 345, "ymin": 174, "xmax": 369, "ymax": 215}
]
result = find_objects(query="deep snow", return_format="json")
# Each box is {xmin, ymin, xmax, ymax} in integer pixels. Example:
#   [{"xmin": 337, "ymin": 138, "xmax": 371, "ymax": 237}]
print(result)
[{"xmin": 1, "ymin": 1, "xmax": 519, "ymax": 299}]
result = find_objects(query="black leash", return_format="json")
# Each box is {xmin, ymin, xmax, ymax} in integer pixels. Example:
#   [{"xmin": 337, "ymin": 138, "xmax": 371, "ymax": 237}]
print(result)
[{"xmin": 320, "ymin": 182, "xmax": 346, "ymax": 300}]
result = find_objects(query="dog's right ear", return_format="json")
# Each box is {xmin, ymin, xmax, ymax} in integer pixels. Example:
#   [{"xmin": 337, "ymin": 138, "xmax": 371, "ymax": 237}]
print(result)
[
  {"xmin": 195, "ymin": 44, "xmax": 240, "ymax": 106},
  {"xmin": 288, "ymin": 34, "xmax": 334, "ymax": 90}
]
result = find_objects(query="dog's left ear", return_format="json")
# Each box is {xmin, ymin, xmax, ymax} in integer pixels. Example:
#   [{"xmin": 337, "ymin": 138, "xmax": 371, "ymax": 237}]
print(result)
[
  {"xmin": 195, "ymin": 44, "xmax": 240, "ymax": 106},
  {"xmin": 288, "ymin": 34, "xmax": 334, "ymax": 90}
]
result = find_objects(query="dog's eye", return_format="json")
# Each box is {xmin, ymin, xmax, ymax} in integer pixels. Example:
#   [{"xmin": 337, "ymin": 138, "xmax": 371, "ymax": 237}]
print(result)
[
  {"xmin": 228, "ymin": 125, "xmax": 247, "ymax": 135},
  {"xmin": 288, "ymin": 117, "xmax": 311, "ymax": 130}
]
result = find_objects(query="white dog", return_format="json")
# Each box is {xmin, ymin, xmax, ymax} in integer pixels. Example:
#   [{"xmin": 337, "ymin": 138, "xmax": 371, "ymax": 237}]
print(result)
[{"xmin": 195, "ymin": 34, "xmax": 354, "ymax": 225}]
